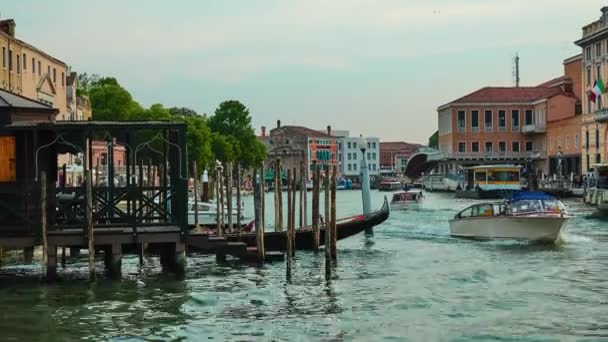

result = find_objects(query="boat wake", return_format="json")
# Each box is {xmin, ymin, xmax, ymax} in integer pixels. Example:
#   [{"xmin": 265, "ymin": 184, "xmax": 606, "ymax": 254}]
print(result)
[{"xmin": 556, "ymin": 232, "xmax": 593, "ymax": 245}]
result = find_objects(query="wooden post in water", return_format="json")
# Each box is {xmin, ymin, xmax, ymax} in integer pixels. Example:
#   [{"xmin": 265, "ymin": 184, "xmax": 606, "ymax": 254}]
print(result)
[
  {"xmin": 147, "ymin": 160, "xmax": 152, "ymax": 221},
  {"xmin": 226, "ymin": 162, "xmax": 233, "ymax": 233},
  {"xmin": 299, "ymin": 160, "xmax": 304, "ymax": 228},
  {"xmin": 331, "ymin": 165, "xmax": 337, "ymax": 260},
  {"xmin": 86, "ymin": 170, "xmax": 95, "ymax": 279},
  {"xmin": 274, "ymin": 158, "xmax": 282, "ymax": 232},
  {"xmin": 40, "ymin": 172, "xmax": 49, "ymax": 276},
  {"xmin": 291, "ymin": 167, "xmax": 297, "ymax": 255},
  {"xmin": 193, "ymin": 161, "xmax": 199, "ymax": 229},
  {"xmin": 312, "ymin": 161, "xmax": 320, "ymax": 250},
  {"xmin": 253, "ymin": 168, "xmax": 264, "ymax": 261},
  {"xmin": 236, "ymin": 164, "xmax": 242, "ymax": 235},
  {"xmin": 215, "ymin": 168, "xmax": 222, "ymax": 236},
  {"xmin": 324, "ymin": 165, "xmax": 331, "ymax": 278},
  {"xmin": 260, "ymin": 161, "xmax": 265, "ymax": 233},
  {"xmin": 286, "ymin": 169, "xmax": 293, "ymax": 278}
]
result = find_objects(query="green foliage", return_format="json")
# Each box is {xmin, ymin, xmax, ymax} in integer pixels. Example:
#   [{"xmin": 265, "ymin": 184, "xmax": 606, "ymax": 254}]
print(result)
[
  {"xmin": 211, "ymin": 133, "xmax": 235, "ymax": 162},
  {"xmin": 428, "ymin": 130, "xmax": 439, "ymax": 149},
  {"xmin": 169, "ymin": 107, "xmax": 199, "ymax": 117},
  {"xmin": 89, "ymin": 77, "xmax": 143, "ymax": 121}
]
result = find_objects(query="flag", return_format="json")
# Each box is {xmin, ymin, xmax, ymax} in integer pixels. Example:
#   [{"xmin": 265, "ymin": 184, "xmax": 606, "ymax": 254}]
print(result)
[
  {"xmin": 590, "ymin": 88, "xmax": 596, "ymax": 103},
  {"xmin": 598, "ymin": 78, "xmax": 606, "ymax": 94},
  {"xmin": 593, "ymin": 80, "xmax": 603, "ymax": 97}
]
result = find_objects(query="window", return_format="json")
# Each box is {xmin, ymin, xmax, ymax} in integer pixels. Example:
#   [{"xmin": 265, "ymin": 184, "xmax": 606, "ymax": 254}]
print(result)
[
  {"xmin": 347, "ymin": 142, "xmax": 351, "ymax": 149},
  {"xmin": 550, "ymin": 137, "xmax": 554, "ymax": 150},
  {"xmin": 38, "ymin": 61, "xmax": 41, "ymax": 76},
  {"xmin": 61, "ymin": 72, "xmax": 64, "ymax": 86},
  {"xmin": 511, "ymin": 110, "xmax": 520, "ymax": 130},
  {"xmin": 587, "ymin": 68, "xmax": 591, "ymax": 86},
  {"xmin": 22, "ymin": 53, "xmax": 26, "ymax": 71},
  {"xmin": 373, "ymin": 164, "xmax": 377, "ymax": 171},
  {"xmin": 347, "ymin": 153, "xmax": 351, "ymax": 160},
  {"xmin": 499, "ymin": 141, "xmax": 506, "ymax": 153},
  {"xmin": 485, "ymin": 142, "xmax": 493, "ymax": 154},
  {"xmin": 353, "ymin": 163, "xmax": 357, "ymax": 171},
  {"xmin": 2, "ymin": 47, "xmax": 5, "ymax": 68},
  {"xmin": 372, "ymin": 142, "xmax": 376, "ymax": 149},
  {"xmin": 367, "ymin": 142, "xmax": 371, "ymax": 149},
  {"xmin": 472, "ymin": 142, "xmax": 480, "ymax": 153},
  {"xmin": 575, "ymin": 134, "xmax": 579, "ymax": 149},
  {"xmin": 587, "ymin": 154, "xmax": 590, "ymax": 171},
  {"xmin": 566, "ymin": 136, "xmax": 570, "ymax": 149},
  {"xmin": 524, "ymin": 110, "xmax": 533, "ymax": 125},
  {"xmin": 53, "ymin": 68, "xmax": 56, "ymax": 82},
  {"xmin": 353, "ymin": 142, "xmax": 357, "ymax": 149},
  {"xmin": 372, "ymin": 152, "xmax": 376, "ymax": 160},
  {"xmin": 597, "ymin": 42, "xmax": 603, "ymax": 57},
  {"xmin": 8, "ymin": 49, "xmax": 12, "ymax": 71},
  {"xmin": 586, "ymin": 130, "xmax": 590, "ymax": 150},
  {"xmin": 596, "ymin": 128, "xmax": 600, "ymax": 149},
  {"xmin": 348, "ymin": 164, "xmax": 352, "ymax": 171},
  {"xmin": 457, "ymin": 110, "xmax": 466, "ymax": 132},
  {"xmin": 597, "ymin": 153, "xmax": 601, "ymax": 164},
  {"xmin": 471, "ymin": 110, "xmax": 479, "ymax": 131},
  {"xmin": 498, "ymin": 110, "xmax": 506, "ymax": 131},
  {"xmin": 16, "ymin": 54, "xmax": 20, "ymax": 74},
  {"xmin": 512, "ymin": 141, "xmax": 520, "ymax": 152},
  {"xmin": 557, "ymin": 136, "xmax": 562, "ymax": 149},
  {"xmin": 458, "ymin": 142, "xmax": 466, "ymax": 153},
  {"xmin": 353, "ymin": 152, "xmax": 357, "ymax": 160},
  {"xmin": 586, "ymin": 46, "xmax": 592, "ymax": 61},
  {"xmin": 100, "ymin": 153, "xmax": 108, "ymax": 166},
  {"xmin": 484, "ymin": 110, "xmax": 493, "ymax": 131},
  {"xmin": 31, "ymin": 58, "xmax": 34, "ymax": 73},
  {"xmin": 525, "ymin": 141, "xmax": 533, "ymax": 152},
  {"xmin": 367, "ymin": 152, "xmax": 371, "ymax": 160},
  {"xmin": 0, "ymin": 136, "xmax": 17, "ymax": 182}
]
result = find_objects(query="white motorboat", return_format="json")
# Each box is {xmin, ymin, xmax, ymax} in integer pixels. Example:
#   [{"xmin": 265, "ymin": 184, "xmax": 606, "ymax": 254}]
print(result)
[
  {"xmin": 187, "ymin": 200, "xmax": 245, "ymax": 226},
  {"xmin": 390, "ymin": 190, "xmax": 423, "ymax": 210},
  {"xmin": 449, "ymin": 192, "xmax": 569, "ymax": 242}
]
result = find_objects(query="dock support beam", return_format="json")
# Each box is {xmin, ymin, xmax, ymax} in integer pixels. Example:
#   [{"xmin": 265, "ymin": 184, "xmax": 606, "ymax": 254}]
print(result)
[
  {"xmin": 46, "ymin": 245, "xmax": 57, "ymax": 280},
  {"xmin": 23, "ymin": 247, "xmax": 34, "ymax": 264},
  {"xmin": 160, "ymin": 243, "xmax": 186, "ymax": 275},
  {"xmin": 104, "ymin": 244, "xmax": 122, "ymax": 278},
  {"xmin": 70, "ymin": 247, "xmax": 81, "ymax": 258}
]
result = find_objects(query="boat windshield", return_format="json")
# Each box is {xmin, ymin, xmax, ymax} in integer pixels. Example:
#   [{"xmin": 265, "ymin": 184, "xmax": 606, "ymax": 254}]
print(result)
[
  {"xmin": 511, "ymin": 199, "xmax": 566, "ymax": 215},
  {"xmin": 487, "ymin": 170, "xmax": 519, "ymax": 182}
]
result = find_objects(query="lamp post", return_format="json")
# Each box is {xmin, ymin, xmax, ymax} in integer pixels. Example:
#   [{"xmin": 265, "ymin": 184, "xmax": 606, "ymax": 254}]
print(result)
[{"xmin": 359, "ymin": 135, "xmax": 372, "ymax": 215}]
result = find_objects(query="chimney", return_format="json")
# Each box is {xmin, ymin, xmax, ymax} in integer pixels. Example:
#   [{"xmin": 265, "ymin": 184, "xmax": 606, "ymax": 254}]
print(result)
[
  {"xmin": 277, "ymin": 120, "xmax": 281, "ymax": 128},
  {"xmin": 261, "ymin": 126, "xmax": 266, "ymax": 137},
  {"xmin": 0, "ymin": 19, "xmax": 16, "ymax": 37},
  {"xmin": 327, "ymin": 125, "xmax": 331, "ymax": 136}
]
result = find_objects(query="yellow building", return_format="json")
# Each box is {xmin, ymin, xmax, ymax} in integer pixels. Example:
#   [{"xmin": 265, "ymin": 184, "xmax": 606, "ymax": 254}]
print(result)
[
  {"xmin": 576, "ymin": 7, "xmax": 608, "ymax": 171},
  {"xmin": 0, "ymin": 18, "xmax": 70, "ymax": 120}
]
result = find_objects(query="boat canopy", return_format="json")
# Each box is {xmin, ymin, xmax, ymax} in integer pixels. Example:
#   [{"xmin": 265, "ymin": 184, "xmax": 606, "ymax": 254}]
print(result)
[
  {"xmin": 510, "ymin": 191, "xmax": 556, "ymax": 202},
  {"xmin": 464, "ymin": 164, "xmax": 521, "ymax": 170}
]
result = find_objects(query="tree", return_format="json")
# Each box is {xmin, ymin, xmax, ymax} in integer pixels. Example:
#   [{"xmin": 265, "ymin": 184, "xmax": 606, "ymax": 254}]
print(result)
[
  {"xmin": 89, "ymin": 77, "xmax": 143, "ymax": 121},
  {"xmin": 76, "ymin": 72, "xmax": 101, "ymax": 96},
  {"xmin": 181, "ymin": 115, "xmax": 213, "ymax": 175},
  {"xmin": 169, "ymin": 107, "xmax": 199, "ymax": 117},
  {"xmin": 428, "ymin": 130, "xmax": 439, "ymax": 149},
  {"xmin": 208, "ymin": 100, "xmax": 266, "ymax": 168},
  {"xmin": 211, "ymin": 133, "xmax": 235, "ymax": 163}
]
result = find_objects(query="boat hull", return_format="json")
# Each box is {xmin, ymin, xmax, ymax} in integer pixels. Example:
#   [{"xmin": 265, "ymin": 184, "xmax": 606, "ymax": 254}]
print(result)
[
  {"xmin": 222, "ymin": 198, "xmax": 390, "ymax": 251},
  {"xmin": 449, "ymin": 216, "xmax": 566, "ymax": 242}
]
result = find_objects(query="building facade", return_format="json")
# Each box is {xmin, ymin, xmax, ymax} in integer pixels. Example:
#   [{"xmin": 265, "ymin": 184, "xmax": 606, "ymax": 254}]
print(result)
[
  {"xmin": 575, "ymin": 6, "xmax": 608, "ymax": 171},
  {"xmin": 379, "ymin": 142, "xmax": 421, "ymax": 174},
  {"xmin": 1, "ymin": 19, "xmax": 70, "ymax": 119},
  {"xmin": 335, "ymin": 131, "xmax": 380, "ymax": 179},
  {"xmin": 263, "ymin": 121, "xmax": 339, "ymax": 179},
  {"xmin": 437, "ymin": 63, "xmax": 581, "ymax": 177}
]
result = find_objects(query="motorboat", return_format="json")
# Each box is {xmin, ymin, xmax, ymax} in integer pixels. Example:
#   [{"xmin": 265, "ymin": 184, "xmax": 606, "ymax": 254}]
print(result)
[
  {"xmin": 378, "ymin": 179, "xmax": 402, "ymax": 191},
  {"xmin": 390, "ymin": 190, "xmax": 423, "ymax": 210},
  {"xmin": 584, "ymin": 164, "xmax": 608, "ymax": 217},
  {"xmin": 449, "ymin": 192, "xmax": 569, "ymax": 242},
  {"xmin": 187, "ymin": 199, "xmax": 246, "ymax": 226},
  {"xmin": 423, "ymin": 173, "xmax": 462, "ymax": 192},
  {"xmin": 455, "ymin": 165, "xmax": 522, "ymax": 199}
]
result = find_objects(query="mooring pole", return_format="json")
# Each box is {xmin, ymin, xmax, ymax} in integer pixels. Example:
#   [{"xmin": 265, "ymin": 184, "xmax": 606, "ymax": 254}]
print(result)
[
  {"xmin": 260, "ymin": 161, "xmax": 265, "ymax": 233},
  {"xmin": 291, "ymin": 167, "xmax": 297, "ymax": 255},
  {"xmin": 253, "ymin": 168, "xmax": 264, "ymax": 262},
  {"xmin": 299, "ymin": 161, "xmax": 304, "ymax": 228},
  {"xmin": 275, "ymin": 158, "xmax": 282, "ymax": 232},
  {"xmin": 215, "ymin": 168, "xmax": 221, "ymax": 235},
  {"xmin": 227, "ymin": 162, "xmax": 233, "ymax": 233},
  {"xmin": 324, "ymin": 165, "xmax": 331, "ymax": 278},
  {"xmin": 312, "ymin": 160, "xmax": 320, "ymax": 251},
  {"xmin": 86, "ymin": 170, "xmax": 95, "ymax": 279},
  {"xmin": 286, "ymin": 169, "xmax": 293, "ymax": 279},
  {"xmin": 193, "ymin": 160, "xmax": 199, "ymax": 229},
  {"xmin": 331, "ymin": 165, "xmax": 337, "ymax": 261},
  {"xmin": 236, "ymin": 164, "xmax": 242, "ymax": 236},
  {"xmin": 41, "ymin": 172, "xmax": 49, "ymax": 276}
]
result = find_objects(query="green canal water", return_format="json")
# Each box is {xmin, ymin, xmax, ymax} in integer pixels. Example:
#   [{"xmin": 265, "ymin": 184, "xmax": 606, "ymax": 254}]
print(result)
[{"xmin": 0, "ymin": 191, "xmax": 607, "ymax": 341}]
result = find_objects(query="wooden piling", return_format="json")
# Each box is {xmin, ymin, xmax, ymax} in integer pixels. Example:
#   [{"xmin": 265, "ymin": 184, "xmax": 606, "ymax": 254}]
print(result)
[
  {"xmin": 324, "ymin": 165, "xmax": 331, "ymax": 278},
  {"xmin": 291, "ymin": 167, "xmax": 297, "ymax": 255},
  {"xmin": 236, "ymin": 163, "xmax": 241, "ymax": 236},
  {"xmin": 260, "ymin": 161, "xmax": 265, "ymax": 233},
  {"xmin": 253, "ymin": 168, "xmax": 265, "ymax": 261},
  {"xmin": 86, "ymin": 170, "xmax": 95, "ymax": 279},
  {"xmin": 312, "ymin": 161, "xmax": 320, "ymax": 250},
  {"xmin": 331, "ymin": 165, "xmax": 337, "ymax": 260},
  {"xmin": 41, "ymin": 172, "xmax": 49, "ymax": 276},
  {"xmin": 193, "ymin": 160, "xmax": 199, "ymax": 229},
  {"xmin": 226, "ymin": 162, "xmax": 233, "ymax": 233},
  {"xmin": 299, "ymin": 161, "xmax": 304, "ymax": 228},
  {"xmin": 274, "ymin": 159, "xmax": 282, "ymax": 232},
  {"xmin": 286, "ymin": 169, "xmax": 293, "ymax": 277},
  {"xmin": 61, "ymin": 247, "xmax": 66, "ymax": 267},
  {"xmin": 215, "ymin": 169, "xmax": 221, "ymax": 235}
]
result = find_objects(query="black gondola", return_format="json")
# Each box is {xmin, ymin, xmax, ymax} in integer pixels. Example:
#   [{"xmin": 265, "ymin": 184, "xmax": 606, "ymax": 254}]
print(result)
[{"xmin": 224, "ymin": 197, "xmax": 390, "ymax": 251}]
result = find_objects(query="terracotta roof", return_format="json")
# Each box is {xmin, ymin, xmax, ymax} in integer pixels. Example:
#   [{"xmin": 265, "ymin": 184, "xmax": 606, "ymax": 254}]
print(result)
[
  {"xmin": 537, "ymin": 76, "xmax": 567, "ymax": 87},
  {"xmin": 270, "ymin": 125, "xmax": 333, "ymax": 138},
  {"xmin": 445, "ymin": 86, "xmax": 568, "ymax": 106}
]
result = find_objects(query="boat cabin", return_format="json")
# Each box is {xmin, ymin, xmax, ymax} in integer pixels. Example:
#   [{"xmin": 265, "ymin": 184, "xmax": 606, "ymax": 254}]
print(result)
[
  {"xmin": 454, "ymin": 203, "xmax": 507, "ymax": 219},
  {"xmin": 463, "ymin": 165, "xmax": 521, "ymax": 191},
  {"xmin": 509, "ymin": 192, "xmax": 566, "ymax": 216},
  {"xmin": 391, "ymin": 191, "xmax": 423, "ymax": 203}
]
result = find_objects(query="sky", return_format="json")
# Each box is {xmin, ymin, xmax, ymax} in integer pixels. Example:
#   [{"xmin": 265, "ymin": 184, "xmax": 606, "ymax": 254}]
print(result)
[{"xmin": 2, "ymin": 0, "xmax": 605, "ymax": 143}]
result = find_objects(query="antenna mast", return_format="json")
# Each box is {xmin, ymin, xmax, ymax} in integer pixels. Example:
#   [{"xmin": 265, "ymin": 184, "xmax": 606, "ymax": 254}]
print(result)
[{"xmin": 513, "ymin": 53, "xmax": 520, "ymax": 87}]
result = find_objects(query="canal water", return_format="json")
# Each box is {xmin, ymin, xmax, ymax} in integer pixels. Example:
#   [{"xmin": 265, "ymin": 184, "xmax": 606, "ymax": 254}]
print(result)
[{"xmin": 0, "ymin": 191, "xmax": 607, "ymax": 341}]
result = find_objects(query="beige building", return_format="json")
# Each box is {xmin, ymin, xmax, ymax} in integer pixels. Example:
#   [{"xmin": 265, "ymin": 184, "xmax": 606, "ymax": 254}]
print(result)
[
  {"xmin": 575, "ymin": 6, "xmax": 608, "ymax": 171},
  {"xmin": 0, "ymin": 18, "xmax": 70, "ymax": 120}
]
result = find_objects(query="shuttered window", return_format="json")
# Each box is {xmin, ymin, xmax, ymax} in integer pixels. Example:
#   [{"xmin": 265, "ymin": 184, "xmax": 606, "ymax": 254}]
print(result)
[{"xmin": 0, "ymin": 136, "xmax": 16, "ymax": 182}]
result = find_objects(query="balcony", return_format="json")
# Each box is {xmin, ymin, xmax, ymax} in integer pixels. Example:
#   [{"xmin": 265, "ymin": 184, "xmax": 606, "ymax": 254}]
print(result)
[
  {"xmin": 521, "ymin": 123, "xmax": 546, "ymax": 135},
  {"xmin": 596, "ymin": 108, "xmax": 608, "ymax": 122}
]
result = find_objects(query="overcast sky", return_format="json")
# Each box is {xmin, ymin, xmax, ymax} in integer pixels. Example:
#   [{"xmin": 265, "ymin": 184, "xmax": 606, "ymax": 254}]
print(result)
[{"xmin": 2, "ymin": 1, "xmax": 604, "ymax": 143}]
